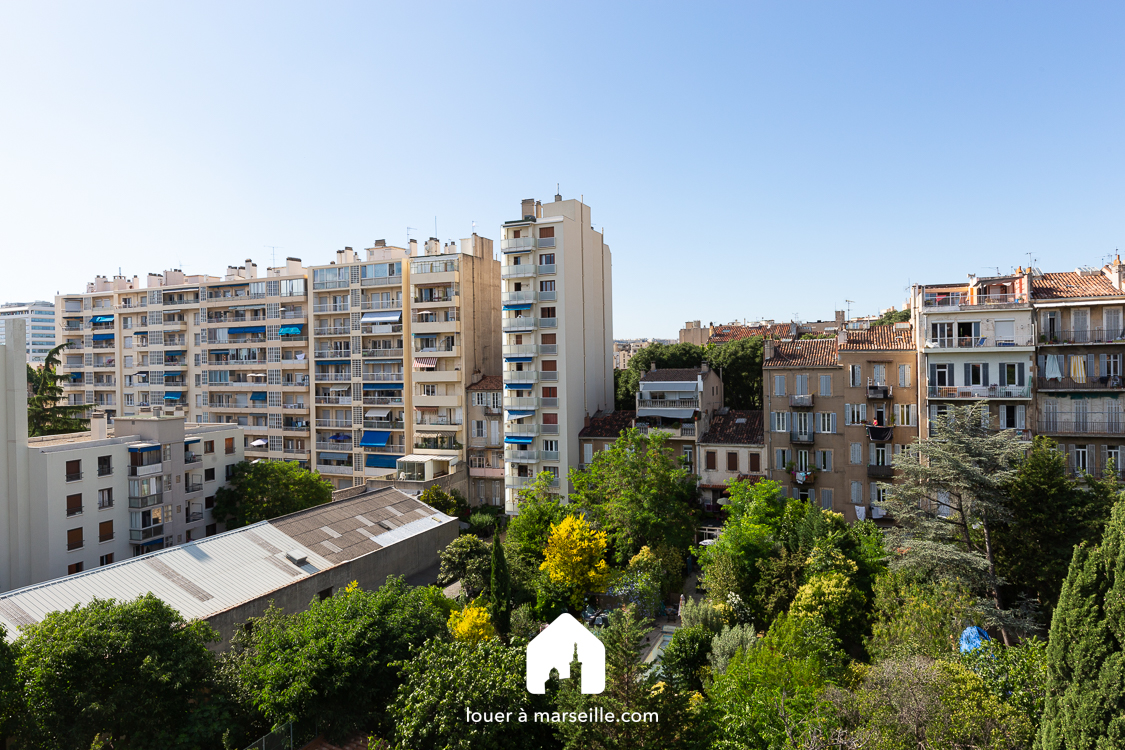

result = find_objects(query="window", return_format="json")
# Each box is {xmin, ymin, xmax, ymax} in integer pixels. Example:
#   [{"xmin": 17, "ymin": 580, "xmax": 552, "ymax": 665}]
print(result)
[
  {"xmin": 872, "ymin": 364, "xmax": 886, "ymax": 386},
  {"xmin": 850, "ymin": 443, "xmax": 863, "ymax": 465},
  {"xmin": 794, "ymin": 374, "xmax": 808, "ymax": 395},
  {"xmin": 224, "ymin": 437, "xmax": 235, "ymax": 455},
  {"xmin": 98, "ymin": 488, "xmax": 113, "ymax": 509},
  {"xmin": 225, "ymin": 464, "xmax": 236, "ymax": 480},
  {"xmin": 67, "ymin": 527, "xmax": 84, "ymax": 551},
  {"xmin": 932, "ymin": 364, "xmax": 951, "ymax": 387},
  {"xmin": 898, "ymin": 364, "xmax": 911, "ymax": 387},
  {"xmin": 539, "ymin": 253, "xmax": 555, "ymax": 266},
  {"xmin": 775, "ymin": 448, "xmax": 791, "ymax": 470},
  {"xmin": 65, "ymin": 459, "xmax": 82, "ymax": 482},
  {"xmin": 850, "ymin": 481, "xmax": 863, "ymax": 505},
  {"xmin": 844, "ymin": 403, "xmax": 867, "ymax": 424},
  {"xmin": 819, "ymin": 375, "xmax": 832, "ymax": 396},
  {"xmin": 815, "ymin": 449, "xmax": 833, "ymax": 471},
  {"xmin": 1106, "ymin": 354, "xmax": 1121, "ymax": 377},
  {"xmin": 543, "ymin": 440, "xmax": 558, "ymax": 452},
  {"xmin": 968, "ymin": 363, "xmax": 983, "ymax": 386},
  {"xmin": 68, "ymin": 561, "xmax": 84, "ymax": 575},
  {"xmin": 706, "ymin": 451, "xmax": 717, "ymax": 470},
  {"xmin": 204, "ymin": 467, "xmax": 216, "ymax": 482},
  {"xmin": 872, "ymin": 443, "xmax": 888, "ymax": 466},
  {"xmin": 540, "ymin": 306, "xmax": 556, "ymax": 319},
  {"xmin": 817, "ymin": 412, "xmax": 836, "ymax": 433},
  {"xmin": 205, "ymin": 495, "xmax": 215, "ymax": 509},
  {"xmin": 423, "ymin": 384, "xmax": 437, "ymax": 397},
  {"xmin": 820, "ymin": 488, "xmax": 833, "ymax": 510},
  {"xmin": 773, "ymin": 375, "xmax": 786, "ymax": 396},
  {"xmin": 473, "ymin": 420, "xmax": 485, "ymax": 438},
  {"xmin": 206, "ymin": 523, "xmax": 217, "ymax": 536},
  {"xmin": 542, "ymin": 413, "xmax": 558, "ymax": 425},
  {"xmin": 795, "ymin": 449, "xmax": 809, "ymax": 471},
  {"xmin": 162, "ymin": 444, "xmax": 172, "ymax": 462},
  {"xmin": 66, "ymin": 493, "xmax": 82, "ymax": 516},
  {"xmin": 540, "ymin": 280, "xmax": 555, "ymax": 292},
  {"xmin": 770, "ymin": 412, "xmax": 790, "ymax": 432},
  {"xmin": 542, "ymin": 386, "xmax": 558, "ymax": 398},
  {"xmin": 748, "ymin": 453, "xmax": 761, "ymax": 472},
  {"xmin": 541, "ymin": 360, "xmax": 557, "ymax": 372},
  {"xmin": 849, "ymin": 365, "xmax": 862, "ymax": 387},
  {"xmin": 99, "ymin": 553, "xmax": 114, "ymax": 566},
  {"xmin": 99, "ymin": 520, "xmax": 114, "ymax": 543},
  {"xmin": 97, "ymin": 455, "xmax": 112, "ymax": 476},
  {"xmin": 871, "ymin": 484, "xmax": 887, "ymax": 504},
  {"xmin": 726, "ymin": 452, "xmax": 739, "ymax": 472}
]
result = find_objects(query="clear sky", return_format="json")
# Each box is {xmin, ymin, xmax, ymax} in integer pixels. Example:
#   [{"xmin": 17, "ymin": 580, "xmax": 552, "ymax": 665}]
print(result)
[{"xmin": 1, "ymin": 2, "xmax": 1122, "ymax": 338}]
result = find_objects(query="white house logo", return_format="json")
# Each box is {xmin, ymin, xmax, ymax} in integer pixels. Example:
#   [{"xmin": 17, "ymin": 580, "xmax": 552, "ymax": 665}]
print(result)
[{"xmin": 526, "ymin": 613, "xmax": 605, "ymax": 694}]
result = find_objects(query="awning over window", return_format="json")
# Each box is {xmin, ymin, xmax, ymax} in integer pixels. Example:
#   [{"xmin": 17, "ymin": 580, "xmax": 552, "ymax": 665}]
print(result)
[
  {"xmin": 360, "ymin": 431, "xmax": 390, "ymax": 447},
  {"xmin": 250, "ymin": 392, "xmax": 267, "ymax": 401},
  {"xmin": 363, "ymin": 383, "xmax": 402, "ymax": 391},
  {"xmin": 504, "ymin": 356, "xmax": 533, "ymax": 363},
  {"xmin": 329, "ymin": 433, "xmax": 350, "ymax": 441},
  {"xmin": 228, "ymin": 326, "xmax": 266, "ymax": 334},
  {"xmin": 249, "ymin": 438, "xmax": 268, "ymax": 446},
  {"xmin": 317, "ymin": 360, "xmax": 351, "ymax": 366},
  {"xmin": 413, "ymin": 357, "xmax": 438, "ymax": 368},
  {"xmin": 92, "ymin": 333, "xmax": 115, "ymax": 341},
  {"xmin": 279, "ymin": 325, "xmax": 303, "ymax": 335},
  {"xmin": 506, "ymin": 408, "xmax": 535, "ymax": 420},
  {"xmin": 128, "ymin": 443, "xmax": 161, "ymax": 453},
  {"xmin": 163, "ymin": 350, "xmax": 185, "ymax": 356},
  {"xmin": 502, "ymin": 303, "xmax": 533, "ymax": 311},
  {"xmin": 90, "ymin": 315, "xmax": 114, "ymax": 323},
  {"xmin": 184, "ymin": 438, "xmax": 201, "ymax": 445},
  {"xmin": 318, "ymin": 452, "xmax": 350, "ymax": 462},
  {"xmin": 361, "ymin": 311, "xmax": 402, "ymax": 323},
  {"xmin": 505, "ymin": 436, "xmax": 534, "ymax": 445},
  {"xmin": 504, "ymin": 382, "xmax": 530, "ymax": 390},
  {"xmin": 365, "ymin": 408, "xmax": 390, "ymax": 418},
  {"xmin": 138, "ymin": 537, "xmax": 164, "ymax": 547},
  {"xmin": 366, "ymin": 454, "xmax": 399, "ymax": 468},
  {"xmin": 163, "ymin": 392, "xmax": 182, "ymax": 399}
]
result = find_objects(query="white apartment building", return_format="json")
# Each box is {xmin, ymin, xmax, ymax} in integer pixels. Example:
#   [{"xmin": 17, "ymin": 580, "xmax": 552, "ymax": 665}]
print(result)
[
  {"xmin": 2, "ymin": 320, "xmax": 245, "ymax": 592},
  {"xmin": 0, "ymin": 301, "xmax": 56, "ymax": 364},
  {"xmin": 500, "ymin": 194, "xmax": 614, "ymax": 513},
  {"xmin": 55, "ymin": 260, "xmax": 311, "ymax": 466},
  {"xmin": 308, "ymin": 237, "xmax": 500, "ymax": 490}
]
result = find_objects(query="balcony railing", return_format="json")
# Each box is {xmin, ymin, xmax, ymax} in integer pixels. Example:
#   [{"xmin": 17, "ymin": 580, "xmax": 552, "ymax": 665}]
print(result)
[
  {"xmin": 312, "ymin": 303, "xmax": 350, "ymax": 313},
  {"xmin": 506, "ymin": 424, "xmax": 540, "ymax": 437},
  {"xmin": 1038, "ymin": 376, "xmax": 1124, "ymax": 391},
  {"xmin": 505, "ymin": 475, "xmax": 559, "ymax": 489},
  {"xmin": 867, "ymin": 465, "xmax": 895, "ymax": 479},
  {"xmin": 316, "ymin": 441, "xmax": 354, "ymax": 451},
  {"xmin": 363, "ymin": 372, "xmax": 403, "ymax": 382},
  {"xmin": 185, "ymin": 482, "xmax": 203, "ymax": 493},
  {"xmin": 1038, "ymin": 417, "xmax": 1125, "ymax": 436},
  {"xmin": 314, "ymin": 326, "xmax": 351, "ymax": 336},
  {"xmin": 315, "ymin": 350, "xmax": 351, "ymax": 359},
  {"xmin": 504, "ymin": 396, "xmax": 540, "ymax": 409},
  {"xmin": 184, "ymin": 453, "xmax": 202, "ymax": 464},
  {"xmin": 866, "ymin": 385, "xmax": 892, "ymax": 399},
  {"xmin": 415, "ymin": 417, "xmax": 463, "ymax": 426},
  {"xmin": 501, "ymin": 265, "xmax": 537, "ymax": 279},
  {"xmin": 926, "ymin": 336, "xmax": 1034, "ymax": 348},
  {"xmin": 505, "ymin": 449, "xmax": 540, "ymax": 461},
  {"xmin": 927, "ymin": 385, "xmax": 1031, "ymax": 399},
  {"xmin": 129, "ymin": 525, "xmax": 163, "ymax": 542},
  {"xmin": 315, "ymin": 395, "xmax": 353, "ymax": 405},
  {"xmin": 639, "ymin": 398, "xmax": 700, "ymax": 410},
  {"xmin": 1041, "ymin": 329, "xmax": 1125, "ymax": 345},
  {"xmin": 364, "ymin": 419, "xmax": 405, "ymax": 430},
  {"xmin": 361, "ymin": 299, "xmax": 402, "ymax": 310},
  {"xmin": 363, "ymin": 396, "xmax": 405, "ymax": 406},
  {"xmin": 502, "ymin": 318, "xmax": 538, "ymax": 332},
  {"xmin": 922, "ymin": 292, "xmax": 1028, "ymax": 308},
  {"xmin": 315, "ymin": 464, "xmax": 355, "ymax": 475},
  {"xmin": 790, "ymin": 430, "xmax": 815, "ymax": 444},
  {"xmin": 186, "ymin": 511, "xmax": 204, "ymax": 523},
  {"xmin": 363, "ymin": 348, "xmax": 403, "ymax": 358},
  {"xmin": 128, "ymin": 463, "xmax": 163, "ymax": 477},
  {"xmin": 502, "ymin": 291, "xmax": 538, "ymax": 303},
  {"xmin": 505, "ymin": 371, "xmax": 539, "ymax": 383},
  {"xmin": 314, "ymin": 373, "xmax": 352, "ymax": 382},
  {"xmin": 501, "ymin": 237, "xmax": 538, "ymax": 252},
  {"xmin": 316, "ymin": 419, "xmax": 353, "ymax": 428}
]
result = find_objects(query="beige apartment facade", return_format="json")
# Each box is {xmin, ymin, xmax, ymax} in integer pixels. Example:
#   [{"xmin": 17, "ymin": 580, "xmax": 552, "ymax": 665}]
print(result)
[
  {"xmin": 635, "ymin": 364, "xmax": 724, "ymax": 475},
  {"xmin": 308, "ymin": 237, "xmax": 500, "ymax": 490},
  {"xmin": 698, "ymin": 410, "xmax": 766, "ymax": 505},
  {"xmin": 501, "ymin": 194, "xmax": 614, "ymax": 513},
  {"xmin": 466, "ymin": 375, "xmax": 504, "ymax": 506}
]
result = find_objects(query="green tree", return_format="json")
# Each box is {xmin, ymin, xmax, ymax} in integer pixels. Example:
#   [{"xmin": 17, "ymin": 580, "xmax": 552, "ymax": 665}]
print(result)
[
  {"xmin": 489, "ymin": 533, "xmax": 511, "ymax": 636},
  {"xmin": 389, "ymin": 638, "xmax": 559, "ymax": 750},
  {"xmin": 25, "ymin": 342, "xmax": 88, "ymax": 437},
  {"xmin": 540, "ymin": 515, "xmax": 612, "ymax": 609},
  {"xmin": 420, "ymin": 485, "xmax": 461, "ymax": 516},
  {"xmin": 14, "ymin": 594, "xmax": 228, "ymax": 750},
  {"xmin": 614, "ymin": 342, "xmax": 704, "ymax": 411},
  {"xmin": 570, "ymin": 428, "xmax": 697, "ymax": 565},
  {"xmin": 437, "ymin": 535, "xmax": 492, "ymax": 597},
  {"xmin": 1035, "ymin": 496, "xmax": 1125, "ymax": 749},
  {"xmin": 869, "ymin": 308, "xmax": 911, "ymax": 326},
  {"xmin": 708, "ymin": 623, "xmax": 757, "ymax": 676},
  {"xmin": 661, "ymin": 625, "xmax": 713, "ymax": 692},
  {"xmin": 232, "ymin": 577, "xmax": 447, "ymax": 740},
  {"xmin": 883, "ymin": 402, "xmax": 1031, "ymax": 644},
  {"xmin": 705, "ymin": 335, "xmax": 765, "ymax": 409},
  {"xmin": 0, "ymin": 626, "xmax": 21, "ymax": 743},
  {"xmin": 212, "ymin": 460, "xmax": 333, "ymax": 528},
  {"xmin": 505, "ymin": 472, "xmax": 570, "ymax": 563},
  {"xmin": 866, "ymin": 568, "xmax": 978, "ymax": 661}
]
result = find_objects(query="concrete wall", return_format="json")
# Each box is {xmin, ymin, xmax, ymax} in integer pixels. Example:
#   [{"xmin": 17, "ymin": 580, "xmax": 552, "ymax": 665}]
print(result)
[
  {"xmin": 0, "ymin": 320, "xmax": 33, "ymax": 592},
  {"xmin": 203, "ymin": 514, "xmax": 458, "ymax": 649},
  {"xmin": 360, "ymin": 462, "xmax": 469, "ymax": 498}
]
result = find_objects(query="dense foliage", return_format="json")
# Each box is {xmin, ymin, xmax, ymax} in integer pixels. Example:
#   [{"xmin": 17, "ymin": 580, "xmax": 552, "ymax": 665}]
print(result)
[
  {"xmin": 25, "ymin": 342, "xmax": 89, "ymax": 436},
  {"xmin": 613, "ymin": 338, "xmax": 764, "ymax": 410},
  {"xmin": 212, "ymin": 459, "xmax": 333, "ymax": 528}
]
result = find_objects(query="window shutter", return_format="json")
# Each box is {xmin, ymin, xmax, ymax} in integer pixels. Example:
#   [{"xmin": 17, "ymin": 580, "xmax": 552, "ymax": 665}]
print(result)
[
  {"xmin": 869, "ymin": 442, "xmax": 875, "ymax": 466},
  {"xmin": 999, "ymin": 364, "xmax": 1007, "ymax": 387},
  {"xmin": 830, "ymin": 412, "xmax": 837, "ymax": 433},
  {"xmin": 982, "ymin": 363, "xmax": 989, "ymax": 385},
  {"xmin": 491, "ymin": 420, "xmax": 499, "ymax": 444},
  {"xmin": 844, "ymin": 404, "xmax": 851, "ymax": 425},
  {"xmin": 1068, "ymin": 444, "xmax": 1075, "ymax": 473},
  {"xmin": 870, "ymin": 483, "xmax": 877, "ymax": 503},
  {"xmin": 1017, "ymin": 362, "xmax": 1025, "ymax": 387},
  {"xmin": 859, "ymin": 403, "xmax": 867, "ymax": 422},
  {"xmin": 964, "ymin": 363, "xmax": 971, "ymax": 387},
  {"xmin": 929, "ymin": 363, "xmax": 937, "ymax": 386},
  {"xmin": 1088, "ymin": 354, "xmax": 1096, "ymax": 378},
  {"xmin": 1016, "ymin": 405, "xmax": 1025, "ymax": 430},
  {"xmin": 1100, "ymin": 354, "xmax": 1107, "ymax": 378}
]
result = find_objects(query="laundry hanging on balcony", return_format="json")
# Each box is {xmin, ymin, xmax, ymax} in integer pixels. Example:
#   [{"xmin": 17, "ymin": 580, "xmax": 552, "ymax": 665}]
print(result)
[
  {"xmin": 866, "ymin": 425, "xmax": 893, "ymax": 442},
  {"xmin": 249, "ymin": 439, "xmax": 268, "ymax": 446},
  {"xmin": 361, "ymin": 311, "xmax": 402, "ymax": 323},
  {"xmin": 1045, "ymin": 354, "xmax": 1063, "ymax": 380},
  {"xmin": 1070, "ymin": 355, "xmax": 1087, "ymax": 384},
  {"xmin": 360, "ymin": 431, "xmax": 390, "ymax": 447}
]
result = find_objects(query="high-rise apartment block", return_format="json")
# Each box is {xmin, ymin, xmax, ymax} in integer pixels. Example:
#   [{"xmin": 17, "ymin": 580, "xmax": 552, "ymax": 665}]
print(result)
[
  {"xmin": 500, "ymin": 195, "xmax": 613, "ymax": 512},
  {"xmin": 308, "ymin": 237, "xmax": 499, "ymax": 489},
  {"xmin": 0, "ymin": 300, "xmax": 56, "ymax": 364}
]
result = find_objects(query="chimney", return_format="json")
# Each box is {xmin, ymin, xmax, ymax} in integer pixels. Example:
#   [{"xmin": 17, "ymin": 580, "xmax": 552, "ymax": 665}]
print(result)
[
  {"xmin": 408, "ymin": 239, "xmax": 418, "ymax": 256},
  {"xmin": 535, "ymin": 200, "xmax": 542, "ymax": 218},
  {"xmin": 701, "ymin": 362, "xmax": 710, "ymax": 374},
  {"xmin": 152, "ymin": 406, "xmax": 162, "ymax": 417},
  {"xmin": 790, "ymin": 321, "xmax": 798, "ymax": 338},
  {"xmin": 521, "ymin": 198, "xmax": 535, "ymax": 220},
  {"xmin": 90, "ymin": 410, "xmax": 108, "ymax": 440},
  {"xmin": 837, "ymin": 328, "xmax": 848, "ymax": 344},
  {"xmin": 835, "ymin": 310, "xmax": 845, "ymax": 328},
  {"xmin": 650, "ymin": 362, "xmax": 657, "ymax": 371},
  {"xmin": 584, "ymin": 414, "xmax": 591, "ymax": 428},
  {"xmin": 555, "ymin": 190, "xmax": 562, "ymax": 202},
  {"xmin": 1105, "ymin": 255, "xmax": 1125, "ymax": 291},
  {"xmin": 764, "ymin": 340, "xmax": 775, "ymax": 360},
  {"xmin": 374, "ymin": 239, "xmax": 386, "ymax": 247}
]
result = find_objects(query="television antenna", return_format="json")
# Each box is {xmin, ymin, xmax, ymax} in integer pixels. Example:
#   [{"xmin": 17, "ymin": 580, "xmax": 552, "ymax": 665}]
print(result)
[
  {"xmin": 264, "ymin": 246, "xmax": 283, "ymax": 267},
  {"xmin": 406, "ymin": 227, "xmax": 419, "ymax": 245},
  {"xmin": 845, "ymin": 299, "xmax": 854, "ymax": 320}
]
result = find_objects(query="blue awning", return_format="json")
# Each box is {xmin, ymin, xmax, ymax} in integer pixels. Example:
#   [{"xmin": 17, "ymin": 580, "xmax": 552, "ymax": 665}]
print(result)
[
  {"xmin": 228, "ymin": 326, "xmax": 265, "ymax": 334},
  {"xmin": 366, "ymin": 454, "xmax": 400, "ymax": 468},
  {"xmin": 360, "ymin": 431, "xmax": 390, "ymax": 447},
  {"xmin": 184, "ymin": 438, "xmax": 201, "ymax": 445},
  {"xmin": 504, "ymin": 356, "xmax": 533, "ymax": 363},
  {"xmin": 250, "ymin": 391, "xmax": 267, "ymax": 401},
  {"xmin": 318, "ymin": 452, "xmax": 350, "ymax": 462},
  {"xmin": 163, "ymin": 350, "xmax": 185, "ymax": 355},
  {"xmin": 318, "ymin": 360, "xmax": 351, "ymax": 366},
  {"xmin": 208, "ymin": 349, "xmax": 229, "ymax": 354},
  {"xmin": 363, "ymin": 384, "xmax": 403, "ymax": 391},
  {"xmin": 163, "ymin": 392, "xmax": 182, "ymax": 399},
  {"xmin": 504, "ymin": 382, "xmax": 530, "ymax": 390},
  {"xmin": 505, "ymin": 436, "xmax": 534, "ymax": 445},
  {"xmin": 92, "ymin": 333, "xmax": 115, "ymax": 341},
  {"xmin": 506, "ymin": 410, "xmax": 535, "ymax": 418},
  {"xmin": 503, "ymin": 303, "xmax": 533, "ymax": 311},
  {"xmin": 128, "ymin": 443, "xmax": 161, "ymax": 453},
  {"xmin": 138, "ymin": 537, "xmax": 164, "ymax": 547},
  {"xmin": 279, "ymin": 325, "xmax": 303, "ymax": 335},
  {"xmin": 361, "ymin": 311, "xmax": 402, "ymax": 323},
  {"xmin": 90, "ymin": 315, "xmax": 114, "ymax": 323}
]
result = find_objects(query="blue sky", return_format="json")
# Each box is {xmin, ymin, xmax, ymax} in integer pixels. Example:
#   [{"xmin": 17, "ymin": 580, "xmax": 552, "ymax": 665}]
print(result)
[{"xmin": 1, "ymin": 2, "xmax": 1122, "ymax": 338}]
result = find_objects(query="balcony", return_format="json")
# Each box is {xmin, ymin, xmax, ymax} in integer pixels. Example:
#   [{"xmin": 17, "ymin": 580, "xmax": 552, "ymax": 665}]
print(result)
[
  {"xmin": 362, "ymin": 372, "xmax": 403, "ymax": 382},
  {"xmin": 922, "ymin": 292, "xmax": 1029, "ymax": 309},
  {"xmin": 316, "ymin": 395, "xmax": 352, "ymax": 405},
  {"xmin": 315, "ymin": 350, "xmax": 351, "ymax": 359},
  {"xmin": 316, "ymin": 419, "xmax": 353, "ymax": 428},
  {"xmin": 866, "ymin": 385, "xmax": 892, "ymax": 399},
  {"xmin": 1038, "ymin": 417, "xmax": 1125, "ymax": 436},
  {"xmin": 314, "ymin": 326, "xmax": 351, "ymax": 336},
  {"xmin": 360, "ymin": 299, "xmax": 402, "ymax": 310},
  {"xmin": 128, "ymin": 493, "xmax": 162, "ymax": 509},
  {"xmin": 1040, "ymin": 329, "xmax": 1125, "ymax": 346},
  {"xmin": 867, "ymin": 465, "xmax": 895, "ymax": 479},
  {"xmin": 505, "ymin": 475, "xmax": 559, "ymax": 489},
  {"xmin": 312, "ymin": 303, "xmax": 350, "ymax": 313},
  {"xmin": 315, "ymin": 464, "xmax": 355, "ymax": 475},
  {"xmin": 506, "ymin": 424, "xmax": 540, "ymax": 437},
  {"xmin": 363, "ymin": 348, "xmax": 404, "ymax": 359},
  {"xmin": 500, "ymin": 237, "xmax": 538, "ymax": 252},
  {"xmin": 501, "ymin": 265, "xmax": 537, "ymax": 279},
  {"xmin": 1037, "ymin": 376, "xmax": 1125, "ymax": 392},
  {"xmin": 360, "ymin": 274, "xmax": 403, "ymax": 287},
  {"xmin": 100, "ymin": 531, "xmax": 115, "ymax": 543},
  {"xmin": 185, "ymin": 482, "xmax": 203, "ymax": 493},
  {"xmin": 502, "ymin": 317, "xmax": 538, "ymax": 332},
  {"xmin": 186, "ymin": 511, "xmax": 204, "ymax": 523},
  {"xmin": 314, "ymin": 372, "xmax": 352, "ymax": 382},
  {"xmin": 787, "ymin": 394, "xmax": 813, "ymax": 408},
  {"xmin": 502, "ymin": 291, "xmax": 538, "ymax": 303},
  {"xmin": 128, "ymin": 463, "xmax": 163, "ymax": 477},
  {"xmin": 790, "ymin": 430, "xmax": 815, "ymax": 444},
  {"xmin": 469, "ymin": 465, "xmax": 504, "ymax": 478},
  {"xmin": 361, "ymin": 323, "xmax": 404, "ymax": 335},
  {"xmin": 363, "ymin": 419, "xmax": 405, "ymax": 430},
  {"xmin": 925, "ymin": 336, "xmax": 1034, "ymax": 349},
  {"xmin": 184, "ymin": 452, "xmax": 202, "ymax": 465},
  {"xmin": 504, "ymin": 396, "xmax": 540, "ymax": 409},
  {"xmin": 504, "ymin": 371, "xmax": 539, "ymax": 384},
  {"xmin": 129, "ymin": 525, "xmax": 164, "ymax": 542},
  {"xmin": 316, "ymin": 441, "xmax": 354, "ymax": 451},
  {"xmin": 505, "ymin": 449, "xmax": 540, "ymax": 462},
  {"xmin": 415, "ymin": 416, "xmax": 463, "ymax": 427},
  {"xmin": 363, "ymin": 395, "xmax": 405, "ymax": 406},
  {"xmin": 927, "ymin": 385, "xmax": 1031, "ymax": 399}
]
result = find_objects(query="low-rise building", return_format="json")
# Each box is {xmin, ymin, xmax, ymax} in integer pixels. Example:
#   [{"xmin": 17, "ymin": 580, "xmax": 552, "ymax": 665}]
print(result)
[
  {"xmin": 635, "ymin": 364, "xmax": 724, "ymax": 475},
  {"xmin": 697, "ymin": 409, "xmax": 766, "ymax": 505},
  {"xmin": 577, "ymin": 410, "xmax": 636, "ymax": 468},
  {"xmin": 466, "ymin": 375, "xmax": 504, "ymax": 506}
]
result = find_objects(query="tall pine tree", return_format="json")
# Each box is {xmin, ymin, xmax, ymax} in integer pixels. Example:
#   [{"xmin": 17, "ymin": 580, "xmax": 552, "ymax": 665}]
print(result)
[
  {"xmin": 489, "ymin": 532, "xmax": 511, "ymax": 636},
  {"xmin": 1035, "ymin": 496, "xmax": 1125, "ymax": 748},
  {"xmin": 26, "ymin": 342, "xmax": 88, "ymax": 436}
]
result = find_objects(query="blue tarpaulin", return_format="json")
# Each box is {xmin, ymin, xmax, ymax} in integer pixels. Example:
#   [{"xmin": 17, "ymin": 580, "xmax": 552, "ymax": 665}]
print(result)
[
  {"xmin": 505, "ymin": 436, "xmax": 534, "ymax": 444},
  {"xmin": 360, "ymin": 431, "xmax": 390, "ymax": 447},
  {"xmin": 128, "ymin": 444, "xmax": 161, "ymax": 453},
  {"xmin": 92, "ymin": 333, "xmax": 115, "ymax": 341},
  {"xmin": 960, "ymin": 626, "xmax": 991, "ymax": 653},
  {"xmin": 318, "ymin": 360, "xmax": 350, "ymax": 366},
  {"xmin": 90, "ymin": 315, "xmax": 114, "ymax": 323},
  {"xmin": 250, "ymin": 392, "xmax": 267, "ymax": 401},
  {"xmin": 363, "ymin": 383, "xmax": 402, "ymax": 390},
  {"xmin": 502, "ymin": 303, "xmax": 533, "ymax": 311},
  {"xmin": 504, "ymin": 356, "xmax": 533, "ymax": 363},
  {"xmin": 504, "ymin": 382, "xmax": 530, "ymax": 390},
  {"xmin": 163, "ymin": 392, "xmax": 182, "ymax": 399},
  {"xmin": 279, "ymin": 325, "xmax": 303, "ymax": 335}
]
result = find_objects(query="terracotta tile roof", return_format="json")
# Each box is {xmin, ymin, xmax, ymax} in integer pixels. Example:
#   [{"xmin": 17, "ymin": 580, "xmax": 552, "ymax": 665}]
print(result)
[
  {"xmin": 838, "ymin": 325, "xmax": 914, "ymax": 351},
  {"xmin": 1032, "ymin": 272, "xmax": 1122, "ymax": 300},
  {"xmin": 699, "ymin": 410, "xmax": 764, "ymax": 445},
  {"xmin": 467, "ymin": 375, "xmax": 503, "ymax": 391},
  {"xmin": 640, "ymin": 368, "xmax": 702, "ymax": 383},
  {"xmin": 764, "ymin": 339, "xmax": 839, "ymax": 368},
  {"xmin": 579, "ymin": 410, "xmax": 635, "ymax": 438},
  {"xmin": 708, "ymin": 323, "xmax": 800, "ymax": 344}
]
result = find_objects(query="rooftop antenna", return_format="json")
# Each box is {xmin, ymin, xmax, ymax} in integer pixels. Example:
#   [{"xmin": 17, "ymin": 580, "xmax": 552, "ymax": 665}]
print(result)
[
  {"xmin": 406, "ymin": 227, "xmax": 419, "ymax": 244},
  {"xmin": 265, "ymin": 246, "xmax": 283, "ymax": 267},
  {"xmin": 845, "ymin": 299, "xmax": 854, "ymax": 320}
]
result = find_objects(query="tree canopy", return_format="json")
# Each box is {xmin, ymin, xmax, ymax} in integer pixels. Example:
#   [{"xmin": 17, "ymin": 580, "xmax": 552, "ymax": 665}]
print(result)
[
  {"xmin": 25, "ymin": 342, "xmax": 88, "ymax": 437},
  {"xmin": 613, "ymin": 338, "xmax": 765, "ymax": 411},
  {"xmin": 212, "ymin": 460, "xmax": 333, "ymax": 528}
]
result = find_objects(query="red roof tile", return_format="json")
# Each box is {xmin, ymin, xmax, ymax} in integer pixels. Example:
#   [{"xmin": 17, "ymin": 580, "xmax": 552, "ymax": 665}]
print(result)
[
  {"xmin": 467, "ymin": 375, "xmax": 504, "ymax": 391},
  {"xmin": 579, "ymin": 410, "xmax": 636, "ymax": 438},
  {"xmin": 1032, "ymin": 272, "xmax": 1123, "ymax": 300},
  {"xmin": 699, "ymin": 410, "xmax": 764, "ymax": 445},
  {"xmin": 838, "ymin": 325, "xmax": 914, "ymax": 351},
  {"xmin": 640, "ymin": 368, "xmax": 702, "ymax": 383},
  {"xmin": 764, "ymin": 339, "xmax": 839, "ymax": 368}
]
